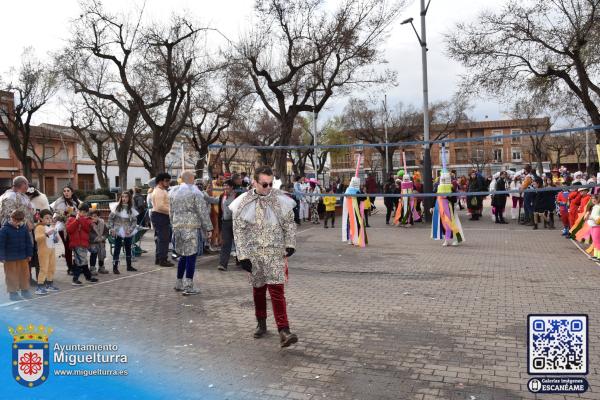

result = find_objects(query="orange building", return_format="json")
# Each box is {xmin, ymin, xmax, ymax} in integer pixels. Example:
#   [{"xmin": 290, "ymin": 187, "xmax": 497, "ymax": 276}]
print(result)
[
  {"xmin": 0, "ymin": 91, "xmax": 78, "ymax": 195},
  {"xmin": 329, "ymin": 117, "xmax": 551, "ymax": 183}
]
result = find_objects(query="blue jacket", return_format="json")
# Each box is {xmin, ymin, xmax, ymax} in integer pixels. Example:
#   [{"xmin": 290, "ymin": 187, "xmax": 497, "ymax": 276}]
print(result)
[{"xmin": 0, "ymin": 222, "xmax": 33, "ymax": 262}]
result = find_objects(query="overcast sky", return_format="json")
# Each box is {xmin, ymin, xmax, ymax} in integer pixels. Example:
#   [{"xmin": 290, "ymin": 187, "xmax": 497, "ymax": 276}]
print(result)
[{"xmin": 0, "ymin": 0, "xmax": 507, "ymax": 126}]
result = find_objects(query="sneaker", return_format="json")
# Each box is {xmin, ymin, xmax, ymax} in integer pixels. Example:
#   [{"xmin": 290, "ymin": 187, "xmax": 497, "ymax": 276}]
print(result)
[
  {"xmin": 72, "ymin": 280, "xmax": 83, "ymax": 286},
  {"xmin": 182, "ymin": 279, "xmax": 201, "ymax": 296},
  {"xmin": 46, "ymin": 284, "xmax": 60, "ymax": 292},
  {"xmin": 9, "ymin": 292, "xmax": 23, "ymax": 301},
  {"xmin": 35, "ymin": 286, "xmax": 48, "ymax": 296},
  {"xmin": 217, "ymin": 265, "xmax": 227, "ymax": 271},
  {"xmin": 174, "ymin": 279, "xmax": 184, "ymax": 292},
  {"xmin": 126, "ymin": 267, "xmax": 138, "ymax": 272},
  {"xmin": 87, "ymin": 278, "xmax": 99, "ymax": 283},
  {"xmin": 20, "ymin": 290, "xmax": 33, "ymax": 299},
  {"xmin": 98, "ymin": 268, "xmax": 109, "ymax": 274}
]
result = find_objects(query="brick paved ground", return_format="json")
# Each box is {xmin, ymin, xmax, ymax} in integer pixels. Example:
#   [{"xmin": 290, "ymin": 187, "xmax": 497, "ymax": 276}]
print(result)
[{"xmin": 1, "ymin": 202, "xmax": 599, "ymax": 399}]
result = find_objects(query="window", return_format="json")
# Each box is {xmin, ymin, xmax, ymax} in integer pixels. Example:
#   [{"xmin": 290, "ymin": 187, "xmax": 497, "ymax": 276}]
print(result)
[
  {"xmin": 511, "ymin": 129, "xmax": 522, "ymax": 144},
  {"xmin": 493, "ymin": 149, "xmax": 503, "ymax": 163},
  {"xmin": 55, "ymin": 147, "xmax": 69, "ymax": 161},
  {"xmin": 512, "ymin": 148, "xmax": 522, "ymax": 162},
  {"xmin": 78, "ymin": 174, "xmax": 95, "ymax": 192},
  {"xmin": 471, "ymin": 148, "xmax": 485, "ymax": 162},
  {"xmin": 405, "ymin": 151, "xmax": 416, "ymax": 166},
  {"xmin": 78, "ymin": 144, "xmax": 91, "ymax": 160},
  {"xmin": 44, "ymin": 146, "xmax": 56, "ymax": 160},
  {"xmin": 455, "ymin": 148, "xmax": 468, "ymax": 163},
  {"xmin": 0, "ymin": 104, "xmax": 8, "ymax": 124},
  {"xmin": 135, "ymin": 178, "xmax": 142, "ymax": 188},
  {"xmin": 492, "ymin": 129, "xmax": 504, "ymax": 144},
  {"xmin": 0, "ymin": 139, "xmax": 10, "ymax": 159},
  {"xmin": 454, "ymin": 131, "xmax": 468, "ymax": 138},
  {"xmin": 115, "ymin": 176, "xmax": 120, "ymax": 188},
  {"xmin": 56, "ymin": 178, "xmax": 72, "ymax": 192},
  {"xmin": 471, "ymin": 129, "xmax": 484, "ymax": 137},
  {"xmin": 392, "ymin": 150, "xmax": 401, "ymax": 169}
]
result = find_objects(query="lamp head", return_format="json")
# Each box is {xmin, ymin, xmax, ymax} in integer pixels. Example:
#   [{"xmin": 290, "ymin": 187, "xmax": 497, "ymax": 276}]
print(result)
[{"xmin": 401, "ymin": 17, "xmax": 414, "ymax": 25}]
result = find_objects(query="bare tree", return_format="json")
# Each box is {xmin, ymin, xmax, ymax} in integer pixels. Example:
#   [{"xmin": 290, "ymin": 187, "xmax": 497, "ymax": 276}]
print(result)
[
  {"xmin": 28, "ymin": 126, "xmax": 59, "ymax": 192},
  {"xmin": 430, "ymin": 91, "xmax": 472, "ymax": 140},
  {"xmin": 446, "ymin": 0, "xmax": 600, "ymax": 141},
  {"xmin": 0, "ymin": 48, "xmax": 58, "ymax": 181},
  {"xmin": 64, "ymin": 0, "xmax": 210, "ymax": 176},
  {"xmin": 507, "ymin": 99, "xmax": 551, "ymax": 175},
  {"xmin": 236, "ymin": 111, "xmax": 282, "ymax": 166},
  {"xmin": 235, "ymin": 0, "xmax": 403, "ymax": 182},
  {"xmin": 68, "ymin": 107, "xmax": 111, "ymax": 190},
  {"xmin": 187, "ymin": 65, "xmax": 252, "ymax": 178},
  {"xmin": 545, "ymin": 135, "xmax": 573, "ymax": 168},
  {"xmin": 342, "ymin": 97, "xmax": 422, "ymax": 175}
]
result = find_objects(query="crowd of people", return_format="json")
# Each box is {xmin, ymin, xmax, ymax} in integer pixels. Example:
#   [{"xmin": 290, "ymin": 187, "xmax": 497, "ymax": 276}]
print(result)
[{"xmin": 2, "ymin": 162, "xmax": 599, "ymax": 347}]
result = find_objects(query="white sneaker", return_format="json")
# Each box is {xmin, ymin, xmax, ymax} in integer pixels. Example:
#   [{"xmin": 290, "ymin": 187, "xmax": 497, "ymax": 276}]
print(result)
[
  {"xmin": 182, "ymin": 279, "xmax": 201, "ymax": 296},
  {"xmin": 451, "ymin": 240, "xmax": 459, "ymax": 246},
  {"xmin": 174, "ymin": 278, "xmax": 183, "ymax": 292},
  {"xmin": 442, "ymin": 241, "xmax": 448, "ymax": 247}
]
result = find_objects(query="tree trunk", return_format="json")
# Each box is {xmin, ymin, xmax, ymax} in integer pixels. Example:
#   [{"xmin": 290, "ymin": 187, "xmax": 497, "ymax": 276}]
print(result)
[
  {"xmin": 95, "ymin": 161, "xmax": 109, "ymax": 190},
  {"xmin": 150, "ymin": 152, "xmax": 165, "ymax": 178},
  {"xmin": 37, "ymin": 169, "xmax": 45, "ymax": 193},
  {"xmin": 21, "ymin": 154, "xmax": 33, "ymax": 181},
  {"xmin": 275, "ymin": 117, "xmax": 295, "ymax": 184},
  {"xmin": 118, "ymin": 159, "xmax": 129, "ymax": 191}
]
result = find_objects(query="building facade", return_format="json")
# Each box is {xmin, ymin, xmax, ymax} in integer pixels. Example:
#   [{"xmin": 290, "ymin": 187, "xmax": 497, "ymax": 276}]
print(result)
[{"xmin": 330, "ymin": 118, "xmax": 553, "ymax": 183}]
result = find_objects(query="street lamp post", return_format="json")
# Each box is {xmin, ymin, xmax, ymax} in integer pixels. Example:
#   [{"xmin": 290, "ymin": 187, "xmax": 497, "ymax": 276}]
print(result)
[
  {"xmin": 402, "ymin": 0, "xmax": 433, "ymax": 222},
  {"xmin": 383, "ymin": 94, "xmax": 389, "ymax": 178}
]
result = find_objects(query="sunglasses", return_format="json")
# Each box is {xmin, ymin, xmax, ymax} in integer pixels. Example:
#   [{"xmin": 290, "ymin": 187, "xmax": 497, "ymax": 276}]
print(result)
[{"xmin": 259, "ymin": 182, "xmax": 273, "ymax": 188}]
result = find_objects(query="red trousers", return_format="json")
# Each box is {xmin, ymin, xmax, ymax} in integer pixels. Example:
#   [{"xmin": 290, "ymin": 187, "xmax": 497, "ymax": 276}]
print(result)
[{"xmin": 253, "ymin": 284, "xmax": 289, "ymax": 330}]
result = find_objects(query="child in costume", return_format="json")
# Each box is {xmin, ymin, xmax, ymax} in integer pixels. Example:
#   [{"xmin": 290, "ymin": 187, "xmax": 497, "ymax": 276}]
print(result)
[
  {"xmin": 323, "ymin": 188, "xmax": 337, "ymax": 229},
  {"xmin": 342, "ymin": 156, "xmax": 368, "ymax": 247},
  {"xmin": 556, "ymin": 186, "xmax": 571, "ymax": 236},
  {"xmin": 34, "ymin": 210, "xmax": 60, "ymax": 295},
  {"xmin": 394, "ymin": 152, "xmax": 420, "ymax": 227},
  {"xmin": 431, "ymin": 147, "xmax": 464, "ymax": 246}
]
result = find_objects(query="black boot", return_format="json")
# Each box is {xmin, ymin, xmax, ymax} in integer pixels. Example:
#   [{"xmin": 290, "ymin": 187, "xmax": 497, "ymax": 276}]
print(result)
[
  {"xmin": 253, "ymin": 318, "xmax": 267, "ymax": 338},
  {"xmin": 126, "ymin": 257, "xmax": 137, "ymax": 272},
  {"xmin": 279, "ymin": 328, "xmax": 298, "ymax": 348},
  {"xmin": 113, "ymin": 261, "xmax": 120, "ymax": 275}
]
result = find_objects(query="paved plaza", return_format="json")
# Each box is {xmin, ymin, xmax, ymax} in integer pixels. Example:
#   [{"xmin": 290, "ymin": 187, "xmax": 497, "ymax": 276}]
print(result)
[{"xmin": 1, "ymin": 203, "xmax": 599, "ymax": 399}]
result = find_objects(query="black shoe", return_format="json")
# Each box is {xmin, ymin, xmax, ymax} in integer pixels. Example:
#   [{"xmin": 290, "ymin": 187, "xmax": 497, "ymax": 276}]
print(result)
[
  {"xmin": 324, "ymin": 225, "xmax": 328, "ymax": 229},
  {"xmin": 87, "ymin": 277, "xmax": 99, "ymax": 283},
  {"xmin": 113, "ymin": 268, "xmax": 121, "ymax": 275},
  {"xmin": 254, "ymin": 319, "xmax": 268, "ymax": 338},
  {"xmin": 217, "ymin": 265, "xmax": 227, "ymax": 271},
  {"xmin": 72, "ymin": 280, "xmax": 83, "ymax": 286},
  {"xmin": 127, "ymin": 267, "xmax": 138, "ymax": 271},
  {"xmin": 279, "ymin": 328, "xmax": 298, "ymax": 348},
  {"xmin": 159, "ymin": 260, "xmax": 175, "ymax": 267}
]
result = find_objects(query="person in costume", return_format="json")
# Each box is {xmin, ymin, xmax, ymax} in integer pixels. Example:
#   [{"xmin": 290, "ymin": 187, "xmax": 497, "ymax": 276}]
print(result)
[
  {"xmin": 229, "ymin": 166, "xmax": 298, "ymax": 348},
  {"xmin": 108, "ymin": 192, "xmax": 139, "ymax": 274},
  {"xmin": 169, "ymin": 171, "xmax": 213, "ymax": 295},
  {"xmin": 551, "ymin": 169, "xmax": 564, "ymax": 185},
  {"xmin": 431, "ymin": 147, "xmax": 464, "ymax": 246},
  {"xmin": 467, "ymin": 170, "xmax": 486, "ymax": 220},
  {"xmin": 587, "ymin": 194, "xmax": 600, "ymax": 260},
  {"xmin": 394, "ymin": 152, "xmax": 420, "ymax": 227},
  {"xmin": 431, "ymin": 172, "xmax": 465, "ymax": 246},
  {"xmin": 383, "ymin": 177, "xmax": 399, "ymax": 225},
  {"xmin": 342, "ymin": 156, "xmax": 368, "ymax": 247},
  {"xmin": 556, "ymin": 184, "xmax": 571, "ymax": 236},
  {"xmin": 570, "ymin": 186, "xmax": 592, "ymax": 239}
]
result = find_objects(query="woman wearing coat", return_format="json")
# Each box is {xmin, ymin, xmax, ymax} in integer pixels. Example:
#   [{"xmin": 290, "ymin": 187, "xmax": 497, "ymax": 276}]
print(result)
[{"xmin": 491, "ymin": 171, "xmax": 509, "ymax": 224}]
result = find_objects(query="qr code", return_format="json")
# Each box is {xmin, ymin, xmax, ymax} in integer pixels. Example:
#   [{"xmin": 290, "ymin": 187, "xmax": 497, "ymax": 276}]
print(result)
[{"xmin": 528, "ymin": 315, "xmax": 588, "ymax": 375}]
